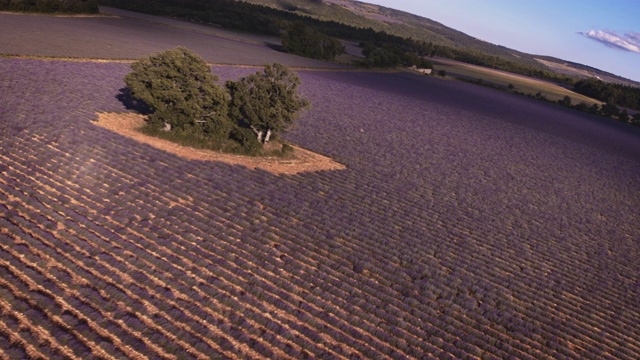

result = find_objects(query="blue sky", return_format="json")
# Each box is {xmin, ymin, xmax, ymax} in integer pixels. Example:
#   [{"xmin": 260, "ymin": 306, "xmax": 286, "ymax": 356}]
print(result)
[{"xmin": 363, "ymin": 0, "xmax": 640, "ymax": 82}]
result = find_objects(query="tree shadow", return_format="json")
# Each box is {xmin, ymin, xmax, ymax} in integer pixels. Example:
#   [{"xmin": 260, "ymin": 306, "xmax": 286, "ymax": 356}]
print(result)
[
  {"xmin": 116, "ymin": 87, "xmax": 152, "ymax": 115},
  {"xmin": 265, "ymin": 42, "xmax": 287, "ymax": 53}
]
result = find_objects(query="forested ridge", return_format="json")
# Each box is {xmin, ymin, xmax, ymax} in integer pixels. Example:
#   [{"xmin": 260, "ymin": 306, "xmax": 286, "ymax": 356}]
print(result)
[
  {"xmin": 0, "ymin": 0, "xmax": 98, "ymax": 13},
  {"xmin": 96, "ymin": 0, "xmax": 574, "ymax": 82},
  {"xmin": 574, "ymin": 78, "xmax": 640, "ymax": 111}
]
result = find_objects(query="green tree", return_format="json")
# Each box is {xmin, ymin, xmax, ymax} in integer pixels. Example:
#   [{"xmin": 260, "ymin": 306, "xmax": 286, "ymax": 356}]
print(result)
[
  {"xmin": 599, "ymin": 103, "xmax": 620, "ymax": 118},
  {"xmin": 281, "ymin": 21, "xmax": 344, "ymax": 60},
  {"xmin": 618, "ymin": 109, "xmax": 630, "ymax": 123},
  {"xmin": 573, "ymin": 102, "xmax": 589, "ymax": 112},
  {"xmin": 124, "ymin": 47, "xmax": 232, "ymax": 140},
  {"xmin": 558, "ymin": 95, "xmax": 572, "ymax": 107},
  {"xmin": 227, "ymin": 63, "xmax": 309, "ymax": 143}
]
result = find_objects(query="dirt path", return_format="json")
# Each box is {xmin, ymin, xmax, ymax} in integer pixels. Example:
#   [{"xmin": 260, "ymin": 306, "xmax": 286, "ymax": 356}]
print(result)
[{"xmin": 93, "ymin": 112, "xmax": 346, "ymax": 175}]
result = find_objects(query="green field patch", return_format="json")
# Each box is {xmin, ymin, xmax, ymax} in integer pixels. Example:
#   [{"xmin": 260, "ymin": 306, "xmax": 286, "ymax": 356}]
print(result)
[{"xmin": 432, "ymin": 58, "xmax": 601, "ymax": 105}]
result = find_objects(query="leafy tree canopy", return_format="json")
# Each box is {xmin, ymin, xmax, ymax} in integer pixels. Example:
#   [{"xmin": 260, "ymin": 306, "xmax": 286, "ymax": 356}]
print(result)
[
  {"xmin": 123, "ymin": 48, "xmax": 310, "ymax": 153},
  {"xmin": 359, "ymin": 42, "xmax": 432, "ymax": 69},
  {"xmin": 227, "ymin": 63, "xmax": 310, "ymax": 143},
  {"xmin": 281, "ymin": 21, "xmax": 344, "ymax": 60},
  {"xmin": 574, "ymin": 77, "xmax": 640, "ymax": 111},
  {"xmin": 124, "ymin": 47, "xmax": 232, "ymax": 140}
]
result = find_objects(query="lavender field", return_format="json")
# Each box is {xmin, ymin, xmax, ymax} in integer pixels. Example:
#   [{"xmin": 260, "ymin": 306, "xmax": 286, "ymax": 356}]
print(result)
[
  {"xmin": 2, "ymin": 10, "xmax": 640, "ymax": 360},
  {"xmin": 0, "ymin": 9, "xmax": 345, "ymax": 68}
]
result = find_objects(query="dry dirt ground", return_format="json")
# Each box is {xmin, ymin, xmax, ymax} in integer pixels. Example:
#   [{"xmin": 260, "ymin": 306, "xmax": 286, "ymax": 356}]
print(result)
[{"xmin": 93, "ymin": 112, "xmax": 346, "ymax": 175}]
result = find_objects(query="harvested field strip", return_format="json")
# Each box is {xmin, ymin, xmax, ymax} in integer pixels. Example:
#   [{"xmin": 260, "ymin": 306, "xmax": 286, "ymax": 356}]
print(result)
[
  {"xmin": 0, "ymin": 11, "xmax": 347, "ymax": 68},
  {"xmin": 431, "ymin": 58, "xmax": 600, "ymax": 104}
]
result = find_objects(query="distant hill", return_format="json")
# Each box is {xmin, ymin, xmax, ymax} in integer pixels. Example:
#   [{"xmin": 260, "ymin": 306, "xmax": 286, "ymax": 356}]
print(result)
[
  {"xmin": 240, "ymin": 0, "xmax": 640, "ymax": 87},
  {"xmin": 533, "ymin": 56, "xmax": 639, "ymax": 87}
]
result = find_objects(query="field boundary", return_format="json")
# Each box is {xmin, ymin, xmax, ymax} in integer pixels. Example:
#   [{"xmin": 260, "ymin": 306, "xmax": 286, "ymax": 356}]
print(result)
[{"xmin": 92, "ymin": 112, "xmax": 346, "ymax": 175}]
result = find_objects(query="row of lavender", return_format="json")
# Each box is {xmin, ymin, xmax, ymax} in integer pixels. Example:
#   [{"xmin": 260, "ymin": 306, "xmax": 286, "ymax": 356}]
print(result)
[{"xmin": 1, "ymin": 58, "xmax": 639, "ymax": 359}]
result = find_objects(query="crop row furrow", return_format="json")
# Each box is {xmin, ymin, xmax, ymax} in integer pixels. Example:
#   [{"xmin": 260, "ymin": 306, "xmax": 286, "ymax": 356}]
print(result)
[
  {"xmin": 3, "ymin": 171, "xmax": 322, "ymax": 358},
  {"xmin": 3, "ymin": 216, "xmax": 190, "ymax": 360},
  {"xmin": 1, "ymin": 142, "xmax": 404, "ymax": 358},
  {"xmin": 0, "ymin": 254, "xmax": 126, "ymax": 360},
  {"xmin": 0, "ymin": 296, "xmax": 59, "ymax": 360},
  {"xmin": 0, "ymin": 146, "xmax": 632, "ymax": 360},
  {"xmin": 0, "ymin": 190, "xmax": 245, "ymax": 353},
  {"xmin": 1, "ymin": 155, "xmax": 305, "ymax": 358},
  {"xmin": 12, "ymin": 206, "xmax": 247, "ymax": 359},
  {"xmin": 144, "ymin": 211, "xmax": 452, "ymax": 359}
]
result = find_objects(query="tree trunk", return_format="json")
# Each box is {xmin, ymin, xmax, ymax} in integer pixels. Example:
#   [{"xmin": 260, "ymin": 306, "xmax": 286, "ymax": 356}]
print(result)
[
  {"xmin": 264, "ymin": 129, "xmax": 272, "ymax": 143},
  {"xmin": 250, "ymin": 125, "xmax": 264, "ymax": 143}
]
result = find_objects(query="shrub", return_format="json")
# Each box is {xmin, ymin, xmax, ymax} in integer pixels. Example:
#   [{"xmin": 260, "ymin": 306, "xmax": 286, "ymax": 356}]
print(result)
[
  {"xmin": 558, "ymin": 95, "xmax": 572, "ymax": 107},
  {"xmin": 599, "ymin": 102, "xmax": 620, "ymax": 118},
  {"xmin": 229, "ymin": 127, "xmax": 263, "ymax": 155}
]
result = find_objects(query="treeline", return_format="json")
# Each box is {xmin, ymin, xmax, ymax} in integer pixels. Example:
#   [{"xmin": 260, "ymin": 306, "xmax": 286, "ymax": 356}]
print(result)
[
  {"xmin": 358, "ymin": 42, "xmax": 432, "ymax": 68},
  {"xmin": 281, "ymin": 21, "xmax": 344, "ymax": 60},
  {"xmin": 99, "ymin": 0, "xmax": 577, "ymax": 82},
  {"xmin": 520, "ymin": 91, "xmax": 640, "ymax": 127},
  {"xmin": 100, "ymin": 0, "xmax": 341, "ymax": 36},
  {"xmin": 98, "ymin": 0, "xmax": 411, "ymax": 45},
  {"xmin": 573, "ymin": 78, "xmax": 640, "ymax": 111},
  {"xmin": 0, "ymin": 0, "xmax": 98, "ymax": 13}
]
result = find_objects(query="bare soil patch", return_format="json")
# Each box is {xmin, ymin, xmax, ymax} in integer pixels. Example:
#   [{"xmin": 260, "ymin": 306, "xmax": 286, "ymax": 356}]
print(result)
[{"xmin": 93, "ymin": 112, "xmax": 346, "ymax": 175}]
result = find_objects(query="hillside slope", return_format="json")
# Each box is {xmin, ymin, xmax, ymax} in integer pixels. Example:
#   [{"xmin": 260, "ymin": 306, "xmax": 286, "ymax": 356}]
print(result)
[{"xmin": 243, "ymin": 0, "xmax": 640, "ymax": 86}]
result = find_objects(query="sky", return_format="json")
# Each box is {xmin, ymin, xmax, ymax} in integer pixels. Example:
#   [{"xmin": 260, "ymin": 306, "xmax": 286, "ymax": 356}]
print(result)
[{"xmin": 362, "ymin": 0, "xmax": 640, "ymax": 82}]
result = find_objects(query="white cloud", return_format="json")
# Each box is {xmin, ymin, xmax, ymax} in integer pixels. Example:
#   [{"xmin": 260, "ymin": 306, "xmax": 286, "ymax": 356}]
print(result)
[{"xmin": 579, "ymin": 29, "xmax": 640, "ymax": 54}]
